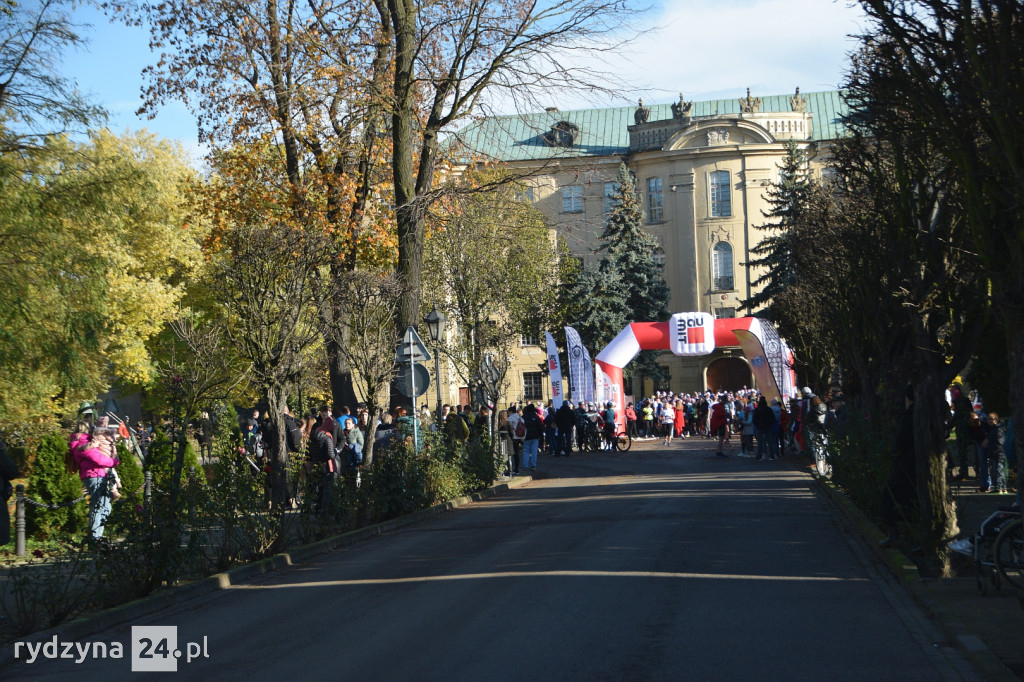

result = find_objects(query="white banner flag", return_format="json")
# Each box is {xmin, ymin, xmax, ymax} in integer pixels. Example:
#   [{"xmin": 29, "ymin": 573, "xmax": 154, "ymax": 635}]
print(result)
[
  {"xmin": 545, "ymin": 332, "xmax": 564, "ymax": 409},
  {"xmin": 564, "ymin": 326, "xmax": 594, "ymax": 405}
]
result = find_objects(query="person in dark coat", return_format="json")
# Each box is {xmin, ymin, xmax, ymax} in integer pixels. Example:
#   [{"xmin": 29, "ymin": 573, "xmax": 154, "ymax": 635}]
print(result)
[
  {"xmin": 555, "ymin": 401, "xmax": 576, "ymax": 457},
  {"xmin": 752, "ymin": 395, "xmax": 776, "ymax": 461}
]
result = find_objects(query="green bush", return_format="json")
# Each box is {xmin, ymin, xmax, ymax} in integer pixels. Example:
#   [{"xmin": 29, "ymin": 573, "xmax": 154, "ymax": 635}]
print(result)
[
  {"xmin": 830, "ymin": 408, "xmax": 895, "ymax": 517},
  {"xmin": 462, "ymin": 437, "xmax": 501, "ymax": 490},
  {"xmin": 425, "ymin": 455, "xmax": 472, "ymax": 505},
  {"xmin": 26, "ymin": 434, "xmax": 88, "ymax": 539},
  {"xmin": 360, "ymin": 442, "xmax": 429, "ymax": 522},
  {"xmin": 115, "ymin": 440, "xmax": 144, "ymax": 499},
  {"xmin": 196, "ymin": 447, "xmax": 283, "ymax": 571},
  {"xmin": 144, "ymin": 430, "xmax": 206, "ymax": 489}
]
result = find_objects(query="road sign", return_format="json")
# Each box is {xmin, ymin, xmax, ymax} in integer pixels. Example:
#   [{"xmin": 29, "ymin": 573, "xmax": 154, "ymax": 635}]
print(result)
[
  {"xmin": 396, "ymin": 362, "xmax": 430, "ymax": 398},
  {"xmin": 396, "ymin": 326, "xmax": 431, "ymax": 362},
  {"xmin": 396, "ymin": 344, "xmax": 430, "ymax": 363}
]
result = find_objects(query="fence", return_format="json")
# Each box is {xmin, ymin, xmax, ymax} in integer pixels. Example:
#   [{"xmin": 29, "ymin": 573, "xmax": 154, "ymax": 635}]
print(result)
[{"xmin": 12, "ymin": 469, "xmax": 189, "ymax": 557}]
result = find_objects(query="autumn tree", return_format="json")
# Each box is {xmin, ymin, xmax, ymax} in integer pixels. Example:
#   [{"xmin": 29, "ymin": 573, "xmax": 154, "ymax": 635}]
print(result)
[
  {"xmin": 115, "ymin": 0, "xmax": 397, "ymax": 411},
  {"xmin": 852, "ymin": 0, "xmax": 1024, "ymax": 552},
  {"xmin": 820, "ymin": 5, "xmax": 1007, "ymax": 573},
  {"xmin": 156, "ymin": 315, "xmax": 248, "ymax": 498},
  {"xmin": 318, "ymin": 270, "xmax": 407, "ymax": 467},
  {"xmin": 378, "ymin": 0, "xmax": 639, "ymax": 337},
  {"xmin": 201, "ymin": 146, "xmax": 330, "ymax": 505},
  {"xmin": 0, "ymin": 0, "xmax": 103, "ymax": 151},
  {"xmin": 745, "ymin": 23, "xmax": 993, "ymax": 572},
  {"xmin": 423, "ymin": 169, "xmax": 557, "ymax": 404},
  {"xmin": 0, "ymin": 131, "xmax": 203, "ymax": 431}
]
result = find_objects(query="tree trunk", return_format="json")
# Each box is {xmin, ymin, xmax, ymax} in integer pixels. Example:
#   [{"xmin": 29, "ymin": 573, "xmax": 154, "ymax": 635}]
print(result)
[
  {"xmin": 362, "ymin": 408, "xmax": 382, "ymax": 469},
  {"xmin": 327, "ymin": 338, "xmax": 359, "ymax": 413},
  {"xmin": 389, "ymin": 0, "xmax": 422, "ymax": 333},
  {"xmin": 912, "ymin": 364, "xmax": 956, "ymax": 577},
  {"xmin": 265, "ymin": 384, "xmax": 290, "ymax": 509}
]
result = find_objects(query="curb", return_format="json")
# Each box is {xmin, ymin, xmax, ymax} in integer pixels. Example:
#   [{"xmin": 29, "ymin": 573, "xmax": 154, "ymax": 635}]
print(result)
[
  {"xmin": 0, "ymin": 475, "xmax": 533, "ymax": 669},
  {"xmin": 812, "ymin": 472, "xmax": 1019, "ymax": 681}
]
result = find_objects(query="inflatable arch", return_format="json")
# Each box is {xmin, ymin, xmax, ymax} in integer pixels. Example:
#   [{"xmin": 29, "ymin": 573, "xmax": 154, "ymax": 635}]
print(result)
[{"xmin": 594, "ymin": 313, "xmax": 796, "ymax": 430}]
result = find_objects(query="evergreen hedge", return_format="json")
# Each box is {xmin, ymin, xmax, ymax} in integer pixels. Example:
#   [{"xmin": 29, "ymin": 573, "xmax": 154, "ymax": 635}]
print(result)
[{"xmin": 25, "ymin": 433, "xmax": 88, "ymax": 539}]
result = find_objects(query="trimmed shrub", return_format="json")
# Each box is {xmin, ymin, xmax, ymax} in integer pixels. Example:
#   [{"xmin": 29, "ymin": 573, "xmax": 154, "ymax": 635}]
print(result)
[
  {"xmin": 144, "ymin": 430, "xmax": 206, "ymax": 489},
  {"xmin": 114, "ymin": 440, "xmax": 144, "ymax": 499},
  {"xmin": 26, "ymin": 434, "xmax": 88, "ymax": 539}
]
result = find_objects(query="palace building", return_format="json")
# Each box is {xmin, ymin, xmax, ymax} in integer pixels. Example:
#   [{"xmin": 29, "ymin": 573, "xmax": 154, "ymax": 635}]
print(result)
[{"xmin": 450, "ymin": 88, "xmax": 847, "ymax": 402}]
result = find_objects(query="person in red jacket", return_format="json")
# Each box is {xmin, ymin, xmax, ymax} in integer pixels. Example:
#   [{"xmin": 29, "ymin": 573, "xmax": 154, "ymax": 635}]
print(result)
[
  {"xmin": 624, "ymin": 402, "xmax": 638, "ymax": 439},
  {"xmin": 710, "ymin": 395, "xmax": 729, "ymax": 458}
]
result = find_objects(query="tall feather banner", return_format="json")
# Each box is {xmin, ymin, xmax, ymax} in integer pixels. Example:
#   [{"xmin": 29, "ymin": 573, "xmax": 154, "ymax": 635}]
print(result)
[{"xmin": 564, "ymin": 326, "xmax": 594, "ymax": 405}]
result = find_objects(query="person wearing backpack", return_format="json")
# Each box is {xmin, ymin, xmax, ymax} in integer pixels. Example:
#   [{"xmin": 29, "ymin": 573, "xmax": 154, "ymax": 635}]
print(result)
[{"xmin": 506, "ymin": 405, "xmax": 525, "ymax": 474}]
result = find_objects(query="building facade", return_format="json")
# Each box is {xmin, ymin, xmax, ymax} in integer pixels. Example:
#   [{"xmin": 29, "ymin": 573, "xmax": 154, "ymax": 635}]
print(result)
[{"xmin": 452, "ymin": 88, "xmax": 846, "ymax": 402}]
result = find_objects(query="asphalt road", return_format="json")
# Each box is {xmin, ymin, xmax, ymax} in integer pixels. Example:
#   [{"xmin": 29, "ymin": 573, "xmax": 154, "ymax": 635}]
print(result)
[{"xmin": 11, "ymin": 438, "xmax": 979, "ymax": 681}]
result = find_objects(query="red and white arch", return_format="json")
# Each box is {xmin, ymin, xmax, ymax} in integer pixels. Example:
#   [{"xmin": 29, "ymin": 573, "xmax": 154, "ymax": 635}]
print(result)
[{"xmin": 594, "ymin": 313, "xmax": 796, "ymax": 430}]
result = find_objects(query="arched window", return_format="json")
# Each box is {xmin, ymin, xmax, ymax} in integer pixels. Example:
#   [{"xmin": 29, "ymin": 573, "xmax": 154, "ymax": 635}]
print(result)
[{"xmin": 713, "ymin": 241, "xmax": 734, "ymax": 290}]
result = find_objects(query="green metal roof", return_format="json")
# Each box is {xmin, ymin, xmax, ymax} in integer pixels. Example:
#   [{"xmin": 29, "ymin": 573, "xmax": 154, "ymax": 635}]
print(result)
[{"xmin": 453, "ymin": 90, "xmax": 847, "ymax": 163}]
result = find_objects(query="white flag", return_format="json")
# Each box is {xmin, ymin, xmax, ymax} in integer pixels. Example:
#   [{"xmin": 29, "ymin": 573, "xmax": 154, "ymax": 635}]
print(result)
[
  {"xmin": 545, "ymin": 332, "xmax": 564, "ymax": 409},
  {"xmin": 564, "ymin": 326, "xmax": 594, "ymax": 405}
]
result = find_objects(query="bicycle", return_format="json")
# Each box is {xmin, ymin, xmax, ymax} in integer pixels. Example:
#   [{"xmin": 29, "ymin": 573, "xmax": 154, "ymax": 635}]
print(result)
[
  {"xmin": 609, "ymin": 430, "xmax": 632, "ymax": 452},
  {"xmin": 578, "ymin": 421, "xmax": 602, "ymax": 452},
  {"xmin": 993, "ymin": 515, "xmax": 1024, "ymax": 592},
  {"xmin": 598, "ymin": 418, "xmax": 632, "ymax": 452},
  {"xmin": 807, "ymin": 430, "xmax": 831, "ymax": 477},
  {"xmin": 960, "ymin": 508, "xmax": 1021, "ymax": 594}
]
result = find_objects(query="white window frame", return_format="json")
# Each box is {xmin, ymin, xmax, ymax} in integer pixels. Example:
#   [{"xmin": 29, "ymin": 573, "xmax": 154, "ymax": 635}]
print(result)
[
  {"xmin": 710, "ymin": 170, "xmax": 731, "ymax": 217},
  {"xmin": 523, "ymin": 371, "xmax": 544, "ymax": 401},
  {"xmin": 561, "ymin": 185, "xmax": 583, "ymax": 213},
  {"xmin": 604, "ymin": 181, "xmax": 620, "ymax": 216},
  {"xmin": 712, "ymin": 241, "xmax": 734, "ymax": 291},
  {"xmin": 647, "ymin": 177, "xmax": 664, "ymax": 223}
]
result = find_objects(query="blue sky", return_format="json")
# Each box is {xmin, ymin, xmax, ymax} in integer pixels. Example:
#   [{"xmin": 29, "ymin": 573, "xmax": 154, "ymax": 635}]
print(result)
[
  {"xmin": 63, "ymin": 5, "xmax": 199, "ymax": 149},
  {"xmin": 63, "ymin": 0, "xmax": 866, "ymax": 157}
]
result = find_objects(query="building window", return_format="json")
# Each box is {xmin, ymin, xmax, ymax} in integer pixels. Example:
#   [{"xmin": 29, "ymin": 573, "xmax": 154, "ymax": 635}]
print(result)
[
  {"xmin": 710, "ymin": 170, "xmax": 731, "ymax": 217},
  {"xmin": 523, "ymin": 372, "xmax": 544, "ymax": 401},
  {"xmin": 652, "ymin": 250, "xmax": 665, "ymax": 266},
  {"xmin": 715, "ymin": 307, "xmax": 736, "ymax": 319},
  {"xmin": 604, "ymin": 181, "xmax": 619, "ymax": 216},
  {"xmin": 561, "ymin": 185, "xmax": 583, "ymax": 213},
  {"xmin": 520, "ymin": 334, "xmax": 541, "ymax": 347},
  {"xmin": 516, "ymin": 187, "xmax": 535, "ymax": 203},
  {"xmin": 647, "ymin": 177, "xmax": 663, "ymax": 222},
  {"xmin": 713, "ymin": 241, "xmax": 734, "ymax": 290}
]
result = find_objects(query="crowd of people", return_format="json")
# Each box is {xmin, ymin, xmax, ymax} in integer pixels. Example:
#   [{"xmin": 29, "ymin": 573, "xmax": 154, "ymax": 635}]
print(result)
[
  {"xmin": 470, "ymin": 387, "xmax": 842, "ymax": 474},
  {"xmin": 62, "ymin": 379, "xmax": 1016, "ymax": 543}
]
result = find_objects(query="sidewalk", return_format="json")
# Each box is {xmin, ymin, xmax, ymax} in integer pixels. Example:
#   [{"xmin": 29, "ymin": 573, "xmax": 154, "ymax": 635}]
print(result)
[{"xmin": 824, "ymin": 472, "xmax": 1024, "ymax": 680}]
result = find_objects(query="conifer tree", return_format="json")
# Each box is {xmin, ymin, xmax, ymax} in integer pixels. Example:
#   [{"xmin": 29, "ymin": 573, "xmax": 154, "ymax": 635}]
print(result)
[
  {"xmin": 571, "ymin": 163, "xmax": 670, "ymax": 384},
  {"xmin": 743, "ymin": 140, "xmax": 814, "ymax": 315}
]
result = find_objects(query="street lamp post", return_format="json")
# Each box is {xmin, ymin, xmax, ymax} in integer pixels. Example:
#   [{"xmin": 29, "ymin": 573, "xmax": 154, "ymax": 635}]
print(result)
[{"xmin": 425, "ymin": 308, "xmax": 446, "ymax": 431}]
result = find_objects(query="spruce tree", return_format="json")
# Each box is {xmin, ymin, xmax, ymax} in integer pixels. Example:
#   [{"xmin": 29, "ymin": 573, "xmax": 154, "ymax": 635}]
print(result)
[
  {"xmin": 743, "ymin": 140, "xmax": 814, "ymax": 315},
  {"xmin": 571, "ymin": 163, "xmax": 670, "ymax": 384}
]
